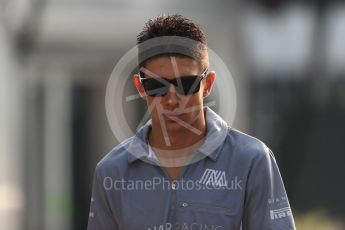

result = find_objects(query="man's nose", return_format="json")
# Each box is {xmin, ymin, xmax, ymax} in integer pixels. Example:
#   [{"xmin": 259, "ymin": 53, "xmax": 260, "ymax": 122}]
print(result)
[{"xmin": 164, "ymin": 84, "xmax": 179, "ymax": 104}]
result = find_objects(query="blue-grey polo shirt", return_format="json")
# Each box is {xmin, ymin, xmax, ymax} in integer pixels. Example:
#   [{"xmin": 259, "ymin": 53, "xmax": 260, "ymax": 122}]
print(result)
[{"xmin": 87, "ymin": 107, "xmax": 296, "ymax": 230}]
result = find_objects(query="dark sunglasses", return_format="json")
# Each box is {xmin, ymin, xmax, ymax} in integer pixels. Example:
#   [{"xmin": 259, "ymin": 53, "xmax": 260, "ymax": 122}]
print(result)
[{"xmin": 138, "ymin": 68, "xmax": 208, "ymax": 97}]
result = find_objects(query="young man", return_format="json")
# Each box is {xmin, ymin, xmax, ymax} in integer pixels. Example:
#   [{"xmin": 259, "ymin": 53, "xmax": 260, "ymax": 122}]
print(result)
[{"xmin": 88, "ymin": 14, "xmax": 296, "ymax": 230}]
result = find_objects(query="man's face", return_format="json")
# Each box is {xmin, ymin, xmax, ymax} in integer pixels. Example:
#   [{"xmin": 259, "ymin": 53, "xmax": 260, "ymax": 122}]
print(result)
[{"xmin": 138, "ymin": 56, "xmax": 211, "ymax": 134}]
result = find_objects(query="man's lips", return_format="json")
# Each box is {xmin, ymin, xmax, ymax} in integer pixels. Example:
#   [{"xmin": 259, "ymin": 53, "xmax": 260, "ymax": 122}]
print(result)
[{"xmin": 163, "ymin": 111, "xmax": 184, "ymax": 117}]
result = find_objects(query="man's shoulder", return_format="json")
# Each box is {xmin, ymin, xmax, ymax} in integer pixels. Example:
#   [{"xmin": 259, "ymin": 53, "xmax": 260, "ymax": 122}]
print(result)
[
  {"xmin": 95, "ymin": 136, "xmax": 134, "ymax": 175},
  {"xmin": 227, "ymin": 127, "xmax": 273, "ymax": 162}
]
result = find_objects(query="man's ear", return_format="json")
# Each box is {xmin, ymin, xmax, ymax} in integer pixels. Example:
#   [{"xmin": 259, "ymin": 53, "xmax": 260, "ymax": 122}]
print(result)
[
  {"xmin": 133, "ymin": 74, "xmax": 147, "ymax": 100},
  {"xmin": 203, "ymin": 71, "xmax": 216, "ymax": 98}
]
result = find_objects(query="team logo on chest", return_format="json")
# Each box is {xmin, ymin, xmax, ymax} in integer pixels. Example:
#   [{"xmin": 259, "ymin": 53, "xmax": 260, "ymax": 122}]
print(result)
[{"xmin": 198, "ymin": 168, "xmax": 228, "ymax": 187}]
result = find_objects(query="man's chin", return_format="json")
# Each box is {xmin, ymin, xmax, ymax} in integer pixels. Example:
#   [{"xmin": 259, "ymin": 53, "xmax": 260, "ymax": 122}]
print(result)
[{"xmin": 163, "ymin": 115, "xmax": 198, "ymax": 132}]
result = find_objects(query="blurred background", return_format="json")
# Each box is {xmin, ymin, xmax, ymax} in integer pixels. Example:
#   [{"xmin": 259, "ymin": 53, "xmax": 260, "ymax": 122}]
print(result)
[{"xmin": 1, "ymin": 0, "xmax": 345, "ymax": 229}]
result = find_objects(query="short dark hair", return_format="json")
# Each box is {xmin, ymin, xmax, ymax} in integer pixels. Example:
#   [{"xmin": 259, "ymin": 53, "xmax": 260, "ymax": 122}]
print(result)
[{"xmin": 136, "ymin": 14, "xmax": 209, "ymax": 70}]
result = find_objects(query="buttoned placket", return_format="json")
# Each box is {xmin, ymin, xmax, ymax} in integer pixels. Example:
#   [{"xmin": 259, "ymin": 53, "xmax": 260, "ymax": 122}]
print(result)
[{"xmin": 155, "ymin": 153, "xmax": 198, "ymax": 229}]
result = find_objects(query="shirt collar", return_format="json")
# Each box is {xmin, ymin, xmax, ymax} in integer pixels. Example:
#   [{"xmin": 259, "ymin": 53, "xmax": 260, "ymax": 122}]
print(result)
[{"xmin": 127, "ymin": 106, "xmax": 228, "ymax": 164}]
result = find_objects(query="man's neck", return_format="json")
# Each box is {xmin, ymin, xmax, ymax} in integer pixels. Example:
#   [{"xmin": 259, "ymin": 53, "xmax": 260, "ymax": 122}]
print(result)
[{"xmin": 147, "ymin": 108, "xmax": 207, "ymax": 175}]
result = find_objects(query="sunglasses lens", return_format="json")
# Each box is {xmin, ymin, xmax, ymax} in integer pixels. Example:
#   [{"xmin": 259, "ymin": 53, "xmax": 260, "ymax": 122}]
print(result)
[
  {"xmin": 177, "ymin": 77, "xmax": 201, "ymax": 95},
  {"xmin": 141, "ymin": 76, "xmax": 203, "ymax": 97},
  {"xmin": 142, "ymin": 78, "xmax": 168, "ymax": 96}
]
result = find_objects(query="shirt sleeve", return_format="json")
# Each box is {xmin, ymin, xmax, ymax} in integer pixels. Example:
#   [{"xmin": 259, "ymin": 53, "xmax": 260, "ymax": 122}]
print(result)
[
  {"xmin": 87, "ymin": 166, "xmax": 119, "ymax": 230},
  {"xmin": 242, "ymin": 147, "xmax": 296, "ymax": 230}
]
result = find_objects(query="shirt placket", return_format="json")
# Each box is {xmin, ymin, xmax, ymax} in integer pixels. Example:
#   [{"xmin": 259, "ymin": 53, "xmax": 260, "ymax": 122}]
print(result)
[{"xmin": 163, "ymin": 164, "xmax": 191, "ymax": 230}]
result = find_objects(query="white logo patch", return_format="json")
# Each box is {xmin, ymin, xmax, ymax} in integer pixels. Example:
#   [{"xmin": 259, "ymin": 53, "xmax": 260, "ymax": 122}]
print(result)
[
  {"xmin": 270, "ymin": 207, "xmax": 292, "ymax": 220},
  {"xmin": 198, "ymin": 168, "xmax": 228, "ymax": 187}
]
